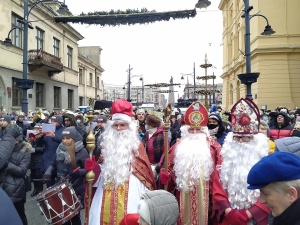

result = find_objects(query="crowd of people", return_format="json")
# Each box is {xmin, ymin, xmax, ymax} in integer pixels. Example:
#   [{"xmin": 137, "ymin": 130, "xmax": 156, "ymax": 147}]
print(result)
[{"xmin": 0, "ymin": 97, "xmax": 299, "ymax": 225}]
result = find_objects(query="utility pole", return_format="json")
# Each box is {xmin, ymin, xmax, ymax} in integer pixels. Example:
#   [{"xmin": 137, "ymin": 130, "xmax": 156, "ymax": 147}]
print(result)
[{"xmin": 126, "ymin": 64, "xmax": 133, "ymax": 102}]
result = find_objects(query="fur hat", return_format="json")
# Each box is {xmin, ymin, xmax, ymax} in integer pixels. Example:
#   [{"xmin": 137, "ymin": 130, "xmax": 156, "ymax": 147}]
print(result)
[
  {"xmin": 146, "ymin": 115, "xmax": 161, "ymax": 128},
  {"xmin": 62, "ymin": 127, "xmax": 82, "ymax": 142},
  {"xmin": 248, "ymin": 152, "xmax": 300, "ymax": 189}
]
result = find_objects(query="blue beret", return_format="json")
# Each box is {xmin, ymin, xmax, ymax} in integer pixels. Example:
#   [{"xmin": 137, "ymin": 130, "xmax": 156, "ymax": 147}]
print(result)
[{"xmin": 247, "ymin": 152, "xmax": 300, "ymax": 190}]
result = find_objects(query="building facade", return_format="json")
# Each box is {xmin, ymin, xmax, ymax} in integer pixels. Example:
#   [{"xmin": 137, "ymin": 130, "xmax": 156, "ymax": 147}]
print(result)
[
  {"xmin": 0, "ymin": 0, "xmax": 103, "ymax": 113},
  {"xmin": 219, "ymin": 0, "xmax": 300, "ymax": 111}
]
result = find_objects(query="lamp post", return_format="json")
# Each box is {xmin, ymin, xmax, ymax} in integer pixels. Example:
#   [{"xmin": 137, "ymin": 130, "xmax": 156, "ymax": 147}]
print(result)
[
  {"xmin": 181, "ymin": 62, "xmax": 196, "ymax": 99},
  {"xmin": 3, "ymin": 0, "xmax": 70, "ymax": 114},
  {"xmin": 237, "ymin": 0, "xmax": 275, "ymax": 99},
  {"xmin": 126, "ymin": 65, "xmax": 143, "ymax": 103},
  {"xmin": 200, "ymin": 54, "xmax": 212, "ymax": 110}
]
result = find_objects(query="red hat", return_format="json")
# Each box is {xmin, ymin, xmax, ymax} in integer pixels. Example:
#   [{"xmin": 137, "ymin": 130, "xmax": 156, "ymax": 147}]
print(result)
[
  {"xmin": 111, "ymin": 98, "xmax": 134, "ymax": 123},
  {"xmin": 120, "ymin": 213, "xmax": 139, "ymax": 225},
  {"xmin": 183, "ymin": 101, "xmax": 208, "ymax": 127},
  {"xmin": 231, "ymin": 98, "xmax": 260, "ymax": 135}
]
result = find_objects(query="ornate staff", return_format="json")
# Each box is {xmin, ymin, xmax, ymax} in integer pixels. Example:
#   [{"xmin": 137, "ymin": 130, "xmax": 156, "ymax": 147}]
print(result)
[
  {"xmin": 163, "ymin": 103, "xmax": 172, "ymax": 190},
  {"xmin": 85, "ymin": 98, "xmax": 96, "ymax": 225}
]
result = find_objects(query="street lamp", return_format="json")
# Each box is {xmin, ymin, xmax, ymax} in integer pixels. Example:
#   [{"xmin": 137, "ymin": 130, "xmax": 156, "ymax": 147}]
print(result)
[
  {"xmin": 199, "ymin": 54, "xmax": 212, "ymax": 110},
  {"xmin": 180, "ymin": 62, "xmax": 196, "ymax": 99},
  {"xmin": 3, "ymin": 0, "xmax": 70, "ymax": 114},
  {"xmin": 195, "ymin": 0, "xmax": 211, "ymax": 9},
  {"xmin": 237, "ymin": 0, "xmax": 275, "ymax": 99}
]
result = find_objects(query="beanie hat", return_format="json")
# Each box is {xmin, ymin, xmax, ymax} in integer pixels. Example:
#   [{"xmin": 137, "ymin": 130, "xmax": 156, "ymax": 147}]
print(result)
[
  {"xmin": 259, "ymin": 120, "xmax": 270, "ymax": 135},
  {"xmin": 248, "ymin": 152, "xmax": 300, "ymax": 189},
  {"xmin": 136, "ymin": 109, "xmax": 145, "ymax": 115},
  {"xmin": 295, "ymin": 109, "xmax": 300, "ymax": 115},
  {"xmin": 146, "ymin": 115, "xmax": 161, "ymax": 128},
  {"xmin": 62, "ymin": 127, "xmax": 82, "ymax": 142},
  {"xmin": 51, "ymin": 116, "xmax": 63, "ymax": 125},
  {"xmin": 111, "ymin": 99, "xmax": 134, "ymax": 124},
  {"xmin": 97, "ymin": 115, "xmax": 107, "ymax": 123},
  {"xmin": 137, "ymin": 198, "xmax": 151, "ymax": 225},
  {"xmin": 0, "ymin": 116, "xmax": 11, "ymax": 124},
  {"xmin": 120, "ymin": 214, "xmax": 139, "ymax": 225}
]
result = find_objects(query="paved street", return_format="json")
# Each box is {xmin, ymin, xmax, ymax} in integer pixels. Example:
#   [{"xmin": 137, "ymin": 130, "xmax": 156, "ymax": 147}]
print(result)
[{"xmin": 25, "ymin": 186, "xmax": 84, "ymax": 225}]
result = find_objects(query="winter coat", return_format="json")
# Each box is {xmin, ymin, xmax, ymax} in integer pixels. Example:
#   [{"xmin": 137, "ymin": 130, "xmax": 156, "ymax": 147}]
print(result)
[
  {"xmin": 41, "ymin": 124, "xmax": 64, "ymax": 172},
  {"xmin": 274, "ymin": 137, "xmax": 300, "ymax": 157},
  {"xmin": 1, "ymin": 142, "xmax": 31, "ymax": 203},
  {"xmin": 29, "ymin": 134, "xmax": 45, "ymax": 170},
  {"xmin": 44, "ymin": 141, "xmax": 89, "ymax": 198},
  {"xmin": 0, "ymin": 126, "xmax": 20, "ymax": 170},
  {"xmin": 93, "ymin": 126, "xmax": 105, "ymax": 161},
  {"xmin": 141, "ymin": 190, "xmax": 179, "ymax": 225},
  {"xmin": 270, "ymin": 112, "xmax": 293, "ymax": 140}
]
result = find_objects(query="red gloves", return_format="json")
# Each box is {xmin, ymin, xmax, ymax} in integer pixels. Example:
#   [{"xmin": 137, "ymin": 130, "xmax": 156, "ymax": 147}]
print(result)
[
  {"xmin": 85, "ymin": 155, "xmax": 97, "ymax": 172},
  {"xmin": 160, "ymin": 170, "xmax": 170, "ymax": 185},
  {"xmin": 240, "ymin": 209, "xmax": 251, "ymax": 222},
  {"xmin": 225, "ymin": 209, "xmax": 248, "ymax": 225}
]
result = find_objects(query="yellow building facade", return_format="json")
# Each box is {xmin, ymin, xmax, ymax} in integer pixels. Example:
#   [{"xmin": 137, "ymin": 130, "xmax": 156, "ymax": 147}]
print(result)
[{"xmin": 219, "ymin": 0, "xmax": 300, "ymax": 111}]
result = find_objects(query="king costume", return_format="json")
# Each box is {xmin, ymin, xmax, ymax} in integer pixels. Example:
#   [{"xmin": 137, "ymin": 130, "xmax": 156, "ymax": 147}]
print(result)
[
  {"xmin": 161, "ymin": 101, "xmax": 221, "ymax": 225},
  {"xmin": 84, "ymin": 99, "xmax": 155, "ymax": 225}
]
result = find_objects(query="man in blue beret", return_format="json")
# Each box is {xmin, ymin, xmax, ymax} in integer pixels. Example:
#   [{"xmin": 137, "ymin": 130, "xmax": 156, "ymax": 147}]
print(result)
[{"xmin": 247, "ymin": 152, "xmax": 300, "ymax": 225}]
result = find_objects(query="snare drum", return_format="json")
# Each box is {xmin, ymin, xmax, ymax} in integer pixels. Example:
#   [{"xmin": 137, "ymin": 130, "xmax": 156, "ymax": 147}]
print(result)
[{"xmin": 35, "ymin": 180, "xmax": 81, "ymax": 225}]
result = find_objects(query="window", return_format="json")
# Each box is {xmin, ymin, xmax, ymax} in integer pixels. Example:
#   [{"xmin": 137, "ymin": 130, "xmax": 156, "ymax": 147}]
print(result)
[
  {"xmin": 54, "ymin": 86, "xmax": 61, "ymax": 108},
  {"xmin": 53, "ymin": 38, "xmax": 60, "ymax": 57},
  {"xmin": 89, "ymin": 73, "xmax": 93, "ymax": 86},
  {"xmin": 36, "ymin": 27, "xmax": 44, "ymax": 50},
  {"xmin": 68, "ymin": 89, "xmax": 73, "ymax": 109},
  {"xmin": 11, "ymin": 13, "xmax": 23, "ymax": 48},
  {"xmin": 36, "ymin": 82, "xmax": 44, "ymax": 107},
  {"xmin": 79, "ymin": 97, "xmax": 84, "ymax": 106},
  {"xmin": 96, "ymin": 76, "xmax": 100, "ymax": 89},
  {"xmin": 12, "ymin": 78, "xmax": 22, "ymax": 106},
  {"xmin": 79, "ymin": 68, "xmax": 83, "ymax": 84},
  {"xmin": 67, "ymin": 46, "xmax": 73, "ymax": 68}
]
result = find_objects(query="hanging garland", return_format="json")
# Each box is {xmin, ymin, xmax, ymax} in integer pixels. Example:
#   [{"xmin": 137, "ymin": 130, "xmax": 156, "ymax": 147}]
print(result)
[
  {"xmin": 145, "ymin": 83, "xmax": 181, "ymax": 88},
  {"xmin": 54, "ymin": 8, "xmax": 197, "ymax": 26}
]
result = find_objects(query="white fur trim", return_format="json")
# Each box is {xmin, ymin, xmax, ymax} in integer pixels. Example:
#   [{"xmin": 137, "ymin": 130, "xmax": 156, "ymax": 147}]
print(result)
[{"xmin": 112, "ymin": 113, "xmax": 132, "ymax": 123}]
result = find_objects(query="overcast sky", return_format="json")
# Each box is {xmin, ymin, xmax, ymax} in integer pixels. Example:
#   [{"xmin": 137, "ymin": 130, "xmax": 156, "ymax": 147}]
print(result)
[{"xmin": 65, "ymin": 0, "xmax": 223, "ymax": 97}]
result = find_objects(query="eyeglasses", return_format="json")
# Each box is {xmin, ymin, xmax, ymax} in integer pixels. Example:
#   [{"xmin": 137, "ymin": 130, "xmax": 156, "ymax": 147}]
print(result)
[{"xmin": 232, "ymin": 136, "xmax": 253, "ymax": 142}]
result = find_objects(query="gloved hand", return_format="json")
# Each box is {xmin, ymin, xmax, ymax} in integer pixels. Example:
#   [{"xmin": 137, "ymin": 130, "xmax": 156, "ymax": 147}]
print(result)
[
  {"xmin": 85, "ymin": 155, "xmax": 97, "ymax": 172},
  {"xmin": 225, "ymin": 209, "xmax": 248, "ymax": 225},
  {"xmin": 240, "ymin": 209, "xmax": 251, "ymax": 222},
  {"xmin": 42, "ymin": 174, "xmax": 51, "ymax": 183},
  {"xmin": 160, "ymin": 170, "xmax": 170, "ymax": 185}
]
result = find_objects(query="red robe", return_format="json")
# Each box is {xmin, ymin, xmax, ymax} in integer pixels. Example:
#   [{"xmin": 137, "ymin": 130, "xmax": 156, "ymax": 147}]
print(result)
[
  {"xmin": 211, "ymin": 150, "xmax": 270, "ymax": 225},
  {"xmin": 163, "ymin": 138, "xmax": 221, "ymax": 225},
  {"xmin": 83, "ymin": 142, "xmax": 156, "ymax": 225}
]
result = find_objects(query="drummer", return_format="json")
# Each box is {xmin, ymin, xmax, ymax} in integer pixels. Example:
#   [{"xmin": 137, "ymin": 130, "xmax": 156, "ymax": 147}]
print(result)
[{"xmin": 43, "ymin": 126, "xmax": 89, "ymax": 225}]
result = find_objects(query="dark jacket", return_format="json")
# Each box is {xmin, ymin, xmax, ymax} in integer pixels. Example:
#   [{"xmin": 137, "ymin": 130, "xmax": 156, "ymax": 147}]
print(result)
[
  {"xmin": 0, "ymin": 187, "xmax": 23, "ymax": 225},
  {"xmin": 0, "ymin": 127, "xmax": 20, "ymax": 170},
  {"xmin": 63, "ymin": 113, "xmax": 88, "ymax": 145},
  {"xmin": 1, "ymin": 142, "xmax": 31, "ymax": 203},
  {"xmin": 29, "ymin": 134, "xmax": 45, "ymax": 170},
  {"xmin": 44, "ymin": 141, "xmax": 89, "ymax": 198},
  {"xmin": 41, "ymin": 124, "xmax": 64, "ymax": 173},
  {"xmin": 93, "ymin": 126, "xmax": 105, "ymax": 161}
]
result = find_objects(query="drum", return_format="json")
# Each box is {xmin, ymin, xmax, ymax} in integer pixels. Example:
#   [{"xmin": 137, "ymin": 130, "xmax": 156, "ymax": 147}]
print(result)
[{"xmin": 35, "ymin": 180, "xmax": 81, "ymax": 225}]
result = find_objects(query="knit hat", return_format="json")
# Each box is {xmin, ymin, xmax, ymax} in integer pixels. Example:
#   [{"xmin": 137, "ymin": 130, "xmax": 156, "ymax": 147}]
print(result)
[
  {"xmin": 111, "ymin": 99, "xmax": 134, "ymax": 124},
  {"xmin": 62, "ymin": 127, "xmax": 82, "ymax": 142},
  {"xmin": 136, "ymin": 109, "xmax": 145, "ymax": 115},
  {"xmin": 51, "ymin": 116, "xmax": 63, "ymax": 125},
  {"xmin": 248, "ymin": 152, "xmax": 300, "ymax": 189},
  {"xmin": 0, "ymin": 116, "xmax": 11, "ymax": 124},
  {"xmin": 97, "ymin": 115, "xmax": 107, "ymax": 123},
  {"xmin": 295, "ymin": 109, "xmax": 300, "ymax": 115},
  {"xmin": 120, "ymin": 214, "xmax": 139, "ymax": 225},
  {"xmin": 137, "ymin": 198, "xmax": 151, "ymax": 225},
  {"xmin": 146, "ymin": 115, "xmax": 161, "ymax": 128}
]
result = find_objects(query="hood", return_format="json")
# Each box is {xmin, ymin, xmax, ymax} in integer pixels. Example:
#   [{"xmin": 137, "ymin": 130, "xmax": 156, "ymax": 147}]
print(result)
[
  {"xmin": 63, "ymin": 113, "xmax": 75, "ymax": 126},
  {"xmin": 141, "ymin": 190, "xmax": 178, "ymax": 225},
  {"xmin": 274, "ymin": 137, "xmax": 300, "ymax": 157}
]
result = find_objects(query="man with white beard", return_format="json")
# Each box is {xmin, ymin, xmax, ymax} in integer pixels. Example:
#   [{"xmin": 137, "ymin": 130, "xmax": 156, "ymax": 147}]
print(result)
[
  {"xmin": 84, "ymin": 99, "xmax": 156, "ymax": 225},
  {"xmin": 212, "ymin": 98, "xmax": 270, "ymax": 225},
  {"xmin": 160, "ymin": 101, "xmax": 221, "ymax": 225}
]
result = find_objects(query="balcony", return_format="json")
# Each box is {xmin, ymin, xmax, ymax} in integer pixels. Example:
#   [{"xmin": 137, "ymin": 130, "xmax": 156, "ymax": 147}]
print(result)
[{"xmin": 28, "ymin": 49, "xmax": 63, "ymax": 77}]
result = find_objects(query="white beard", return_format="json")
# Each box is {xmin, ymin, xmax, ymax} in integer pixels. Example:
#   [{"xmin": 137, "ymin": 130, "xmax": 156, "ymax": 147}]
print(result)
[
  {"xmin": 218, "ymin": 132, "xmax": 269, "ymax": 210},
  {"xmin": 101, "ymin": 121, "xmax": 140, "ymax": 189},
  {"xmin": 174, "ymin": 130, "xmax": 213, "ymax": 192}
]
